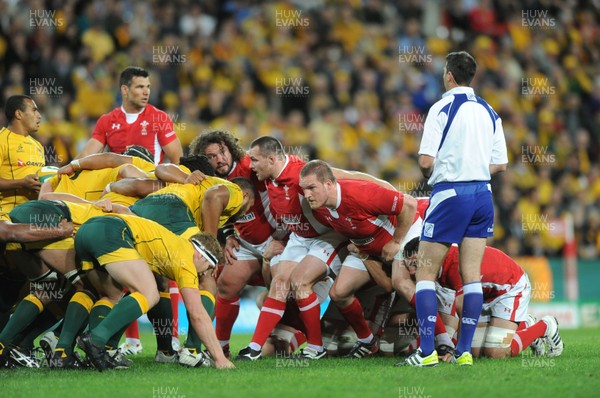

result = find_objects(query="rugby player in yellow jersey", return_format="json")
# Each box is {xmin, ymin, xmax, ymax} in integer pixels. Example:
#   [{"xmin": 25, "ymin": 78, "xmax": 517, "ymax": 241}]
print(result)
[
  {"xmin": 111, "ymin": 174, "xmax": 256, "ymax": 366},
  {"xmin": 75, "ymin": 213, "xmax": 235, "ymax": 370},
  {"xmin": 0, "ymin": 95, "xmax": 45, "ymax": 214},
  {"xmin": 0, "ymin": 212, "xmax": 74, "ymax": 367},
  {"xmin": 56, "ymin": 153, "xmax": 221, "ymax": 362},
  {"xmin": 39, "ymin": 152, "xmax": 151, "ymax": 203},
  {"xmin": 56, "ymin": 145, "xmax": 156, "ymax": 178},
  {"xmin": 1, "ymin": 199, "xmax": 131, "ymax": 368}
]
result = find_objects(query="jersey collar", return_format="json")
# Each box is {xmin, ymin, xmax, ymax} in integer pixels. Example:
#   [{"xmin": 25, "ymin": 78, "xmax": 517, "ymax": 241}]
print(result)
[
  {"xmin": 228, "ymin": 161, "xmax": 238, "ymax": 177},
  {"xmin": 442, "ymin": 86, "xmax": 475, "ymax": 98},
  {"xmin": 334, "ymin": 182, "xmax": 342, "ymax": 209},
  {"xmin": 326, "ymin": 182, "xmax": 342, "ymax": 216},
  {"xmin": 120, "ymin": 105, "xmax": 145, "ymax": 116},
  {"xmin": 271, "ymin": 155, "xmax": 289, "ymax": 185}
]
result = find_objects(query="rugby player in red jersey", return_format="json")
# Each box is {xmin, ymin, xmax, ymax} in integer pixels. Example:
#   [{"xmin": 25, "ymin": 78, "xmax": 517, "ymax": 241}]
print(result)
[
  {"xmin": 299, "ymin": 159, "xmax": 417, "ymax": 358},
  {"xmin": 399, "ymin": 240, "xmax": 563, "ymax": 361},
  {"xmin": 77, "ymin": 66, "xmax": 182, "ymax": 165},
  {"xmin": 236, "ymin": 136, "xmax": 395, "ymax": 360}
]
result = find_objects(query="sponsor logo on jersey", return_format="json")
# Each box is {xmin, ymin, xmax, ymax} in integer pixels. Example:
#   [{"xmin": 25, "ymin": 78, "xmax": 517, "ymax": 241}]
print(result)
[
  {"xmin": 350, "ymin": 236, "xmax": 374, "ymax": 246},
  {"xmin": 112, "ymin": 123, "xmax": 121, "ymax": 129},
  {"xmin": 165, "ymin": 131, "xmax": 176, "ymax": 138},
  {"xmin": 16, "ymin": 144, "xmax": 24, "ymax": 153},
  {"xmin": 391, "ymin": 195, "xmax": 398, "ymax": 212},
  {"xmin": 345, "ymin": 216, "xmax": 357, "ymax": 230},
  {"xmin": 424, "ymin": 222, "xmax": 434, "ymax": 238},
  {"xmin": 427, "ymin": 315, "xmax": 437, "ymax": 322},
  {"xmin": 26, "ymin": 161, "xmax": 45, "ymax": 167},
  {"xmin": 280, "ymin": 214, "xmax": 301, "ymax": 224},
  {"xmin": 17, "ymin": 159, "xmax": 25, "ymax": 166},
  {"xmin": 462, "ymin": 317, "xmax": 477, "ymax": 325},
  {"xmin": 236, "ymin": 212, "xmax": 256, "ymax": 223}
]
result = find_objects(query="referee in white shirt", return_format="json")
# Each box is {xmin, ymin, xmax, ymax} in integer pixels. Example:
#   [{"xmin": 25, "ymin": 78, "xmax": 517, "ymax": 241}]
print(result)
[{"xmin": 400, "ymin": 51, "xmax": 508, "ymax": 367}]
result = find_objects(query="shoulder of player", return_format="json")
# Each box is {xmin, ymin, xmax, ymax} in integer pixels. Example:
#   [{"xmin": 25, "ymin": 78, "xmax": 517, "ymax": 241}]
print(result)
[
  {"xmin": 0, "ymin": 127, "xmax": 11, "ymax": 138},
  {"xmin": 143, "ymin": 104, "xmax": 170, "ymax": 119},
  {"xmin": 428, "ymin": 96, "xmax": 454, "ymax": 117},
  {"xmin": 206, "ymin": 175, "xmax": 232, "ymax": 186},
  {"xmin": 94, "ymin": 108, "xmax": 121, "ymax": 126}
]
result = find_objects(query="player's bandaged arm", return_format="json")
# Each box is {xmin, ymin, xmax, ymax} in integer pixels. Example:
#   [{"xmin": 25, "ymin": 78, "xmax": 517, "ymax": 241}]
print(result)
[
  {"xmin": 331, "ymin": 168, "xmax": 396, "ymax": 191},
  {"xmin": 69, "ymin": 153, "xmax": 134, "ymax": 171},
  {"xmin": 108, "ymin": 178, "xmax": 164, "ymax": 198}
]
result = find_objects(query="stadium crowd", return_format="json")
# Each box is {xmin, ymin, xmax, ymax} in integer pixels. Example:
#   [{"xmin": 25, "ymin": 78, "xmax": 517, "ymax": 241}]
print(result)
[{"xmin": 0, "ymin": 0, "xmax": 598, "ymax": 257}]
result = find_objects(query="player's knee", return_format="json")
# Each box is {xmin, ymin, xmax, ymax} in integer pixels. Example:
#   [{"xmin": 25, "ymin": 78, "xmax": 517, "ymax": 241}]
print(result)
[
  {"xmin": 482, "ymin": 326, "xmax": 514, "ymax": 358},
  {"xmin": 217, "ymin": 275, "xmax": 242, "ymax": 298},
  {"xmin": 328, "ymin": 284, "xmax": 351, "ymax": 304}
]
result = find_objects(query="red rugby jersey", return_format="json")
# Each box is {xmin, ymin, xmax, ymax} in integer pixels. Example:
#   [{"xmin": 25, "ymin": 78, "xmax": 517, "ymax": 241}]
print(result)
[
  {"xmin": 92, "ymin": 105, "xmax": 178, "ymax": 164},
  {"xmin": 266, "ymin": 155, "xmax": 330, "ymax": 238},
  {"xmin": 438, "ymin": 246, "xmax": 525, "ymax": 302},
  {"xmin": 312, "ymin": 180, "xmax": 406, "ymax": 256},
  {"xmin": 227, "ymin": 155, "xmax": 276, "ymax": 244}
]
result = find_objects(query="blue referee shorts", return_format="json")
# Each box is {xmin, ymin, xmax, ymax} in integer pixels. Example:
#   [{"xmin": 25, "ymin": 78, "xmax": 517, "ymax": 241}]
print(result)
[{"xmin": 420, "ymin": 181, "xmax": 494, "ymax": 244}]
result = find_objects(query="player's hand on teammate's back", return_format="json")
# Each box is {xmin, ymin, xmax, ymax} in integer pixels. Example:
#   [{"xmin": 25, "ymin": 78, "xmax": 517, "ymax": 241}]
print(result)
[
  {"xmin": 58, "ymin": 218, "xmax": 75, "ymax": 237},
  {"xmin": 22, "ymin": 174, "xmax": 41, "ymax": 192},
  {"xmin": 381, "ymin": 240, "xmax": 401, "ymax": 262},
  {"xmin": 184, "ymin": 170, "xmax": 207, "ymax": 185},
  {"xmin": 57, "ymin": 163, "xmax": 75, "ymax": 177},
  {"xmin": 93, "ymin": 198, "xmax": 114, "ymax": 212},
  {"xmin": 263, "ymin": 239, "xmax": 285, "ymax": 261}
]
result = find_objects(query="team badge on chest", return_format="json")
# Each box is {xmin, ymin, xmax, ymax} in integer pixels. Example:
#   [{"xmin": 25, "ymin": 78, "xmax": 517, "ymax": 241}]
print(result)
[{"xmin": 140, "ymin": 120, "xmax": 149, "ymax": 136}]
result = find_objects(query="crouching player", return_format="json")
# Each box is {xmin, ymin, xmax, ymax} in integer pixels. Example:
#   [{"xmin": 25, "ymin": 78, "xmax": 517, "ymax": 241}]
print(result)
[
  {"xmin": 74, "ymin": 214, "xmax": 235, "ymax": 370},
  {"xmin": 299, "ymin": 160, "xmax": 418, "ymax": 358},
  {"xmin": 400, "ymin": 239, "xmax": 563, "ymax": 361}
]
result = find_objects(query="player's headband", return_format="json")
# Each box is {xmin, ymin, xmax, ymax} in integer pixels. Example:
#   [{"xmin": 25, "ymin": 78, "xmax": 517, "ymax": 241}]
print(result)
[{"xmin": 191, "ymin": 239, "xmax": 219, "ymax": 269}]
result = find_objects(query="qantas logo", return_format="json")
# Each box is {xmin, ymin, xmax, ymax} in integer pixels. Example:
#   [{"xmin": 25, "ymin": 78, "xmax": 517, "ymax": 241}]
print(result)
[
  {"xmin": 236, "ymin": 212, "xmax": 256, "ymax": 223},
  {"xmin": 16, "ymin": 159, "xmax": 44, "ymax": 167}
]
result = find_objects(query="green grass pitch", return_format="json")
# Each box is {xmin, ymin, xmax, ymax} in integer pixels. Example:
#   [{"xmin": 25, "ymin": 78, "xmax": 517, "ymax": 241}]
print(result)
[{"xmin": 2, "ymin": 328, "xmax": 599, "ymax": 398}]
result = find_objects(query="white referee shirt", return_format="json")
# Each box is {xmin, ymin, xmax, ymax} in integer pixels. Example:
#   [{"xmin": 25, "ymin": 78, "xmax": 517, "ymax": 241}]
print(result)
[{"xmin": 418, "ymin": 86, "xmax": 508, "ymax": 186}]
